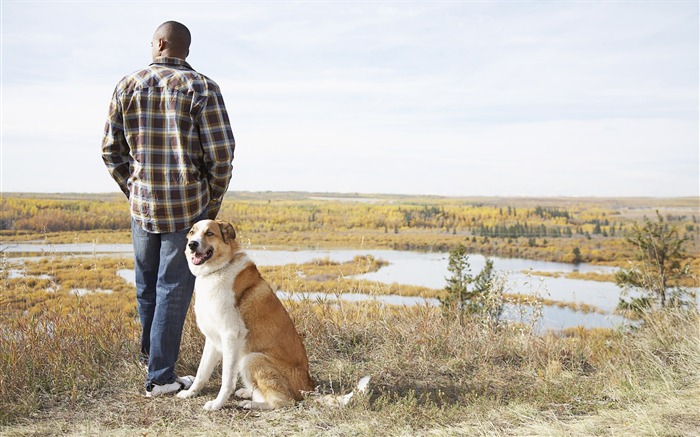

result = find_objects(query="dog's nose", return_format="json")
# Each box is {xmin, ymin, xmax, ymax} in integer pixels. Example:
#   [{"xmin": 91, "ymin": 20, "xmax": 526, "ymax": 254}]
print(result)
[{"xmin": 188, "ymin": 241, "xmax": 199, "ymax": 251}]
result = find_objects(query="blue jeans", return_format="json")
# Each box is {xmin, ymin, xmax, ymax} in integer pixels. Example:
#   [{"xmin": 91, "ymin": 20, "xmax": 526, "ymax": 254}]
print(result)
[{"xmin": 132, "ymin": 218, "xmax": 195, "ymax": 387}]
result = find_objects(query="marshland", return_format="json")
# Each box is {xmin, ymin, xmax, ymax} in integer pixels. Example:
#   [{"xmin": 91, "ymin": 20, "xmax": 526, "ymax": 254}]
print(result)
[{"xmin": 1, "ymin": 192, "xmax": 698, "ymax": 436}]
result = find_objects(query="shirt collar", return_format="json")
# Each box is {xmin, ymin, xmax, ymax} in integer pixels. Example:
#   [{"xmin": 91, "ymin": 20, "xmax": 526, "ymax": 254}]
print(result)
[{"xmin": 151, "ymin": 56, "xmax": 193, "ymax": 70}]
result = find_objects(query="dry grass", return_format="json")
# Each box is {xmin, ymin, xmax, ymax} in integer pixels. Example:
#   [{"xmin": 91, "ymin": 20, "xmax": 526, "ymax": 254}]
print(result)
[
  {"xmin": 1, "ymin": 292, "xmax": 698, "ymax": 436},
  {"xmin": 2, "ymin": 195, "xmax": 698, "ymax": 434}
]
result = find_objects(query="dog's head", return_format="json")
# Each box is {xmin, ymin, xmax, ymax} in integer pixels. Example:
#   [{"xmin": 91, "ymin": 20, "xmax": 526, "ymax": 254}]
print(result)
[{"xmin": 185, "ymin": 219, "xmax": 238, "ymax": 276}]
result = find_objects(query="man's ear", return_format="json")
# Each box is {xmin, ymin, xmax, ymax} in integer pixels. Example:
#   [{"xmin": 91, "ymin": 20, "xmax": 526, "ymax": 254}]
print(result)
[
  {"xmin": 154, "ymin": 37, "xmax": 166, "ymax": 54},
  {"xmin": 216, "ymin": 220, "xmax": 236, "ymax": 243}
]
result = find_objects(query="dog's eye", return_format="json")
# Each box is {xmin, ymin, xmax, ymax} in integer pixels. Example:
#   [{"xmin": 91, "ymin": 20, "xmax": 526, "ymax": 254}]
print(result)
[{"xmin": 205, "ymin": 231, "xmax": 214, "ymax": 237}]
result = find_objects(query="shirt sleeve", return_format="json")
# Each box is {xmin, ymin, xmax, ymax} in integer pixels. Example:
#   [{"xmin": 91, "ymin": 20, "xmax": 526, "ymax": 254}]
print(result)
[
  {"xmin": 101, "ymin": 88, "xmax": 132, "ymax": 198},
  {"xmin": 198, "ymin": 91, "xmax": 235, "ymax": 208}
]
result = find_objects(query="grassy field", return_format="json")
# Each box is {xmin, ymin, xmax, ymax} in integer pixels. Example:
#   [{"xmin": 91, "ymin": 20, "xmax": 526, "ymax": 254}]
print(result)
[
  {"xmin": 0, "ymin": 297, "xmax": 698, "ymax": 436},
  {"xmin": 1, "ymin": 192, "xmax": 699, "ymax": 435}
]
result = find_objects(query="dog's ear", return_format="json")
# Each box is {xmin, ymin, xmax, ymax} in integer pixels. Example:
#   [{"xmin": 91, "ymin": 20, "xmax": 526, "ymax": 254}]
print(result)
[{"xmin": 216, "ymin": 220, "xmax": 236, "ymax": 243}]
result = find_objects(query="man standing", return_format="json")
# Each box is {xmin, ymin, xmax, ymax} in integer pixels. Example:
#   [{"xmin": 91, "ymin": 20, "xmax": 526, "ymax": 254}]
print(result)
[{"xmin": 102, "ymin": 21, "xmax": 235, "ymax": 397}]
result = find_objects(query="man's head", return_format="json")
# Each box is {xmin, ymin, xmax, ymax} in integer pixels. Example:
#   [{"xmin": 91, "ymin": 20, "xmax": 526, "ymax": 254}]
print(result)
[{"xmin": 151, "ymin": 21, "xmax": 191, "ymax": 61}]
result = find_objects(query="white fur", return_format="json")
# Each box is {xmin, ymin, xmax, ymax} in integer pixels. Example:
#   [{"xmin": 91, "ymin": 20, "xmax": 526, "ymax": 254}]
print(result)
[
  {"xmin": 185, "ymin": 227, "xmax": 234, "ymax": 278},
  {"xmin": 177, "ymin": 252, "xmax": 251, "ymax": 411},
  {"xmin": 179, "ymin": 220, "xmax": 369, "ymax": 411}
]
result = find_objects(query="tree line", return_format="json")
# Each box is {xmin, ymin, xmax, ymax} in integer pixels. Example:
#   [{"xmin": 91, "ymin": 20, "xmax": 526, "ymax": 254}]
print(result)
[{"xmin": 2, "ymin": 195, "xmax": 698, "ymax": 254}]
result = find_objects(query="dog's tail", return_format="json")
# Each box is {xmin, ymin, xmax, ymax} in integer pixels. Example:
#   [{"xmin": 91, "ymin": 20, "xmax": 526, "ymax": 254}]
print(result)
[{"xmin": 315, "ymin": 375, "xmax": 371, "ymax": 407}]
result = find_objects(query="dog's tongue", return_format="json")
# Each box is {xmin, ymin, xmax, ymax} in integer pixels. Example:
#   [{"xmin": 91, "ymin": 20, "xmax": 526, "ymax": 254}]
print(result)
[{"xmin": 192, "ymin": 252, "xmax": 208, "ymax": 266}]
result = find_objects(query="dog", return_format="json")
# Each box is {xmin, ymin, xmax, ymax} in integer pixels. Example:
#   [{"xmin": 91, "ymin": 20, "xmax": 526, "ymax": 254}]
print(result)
[{"xmin": 177, "ymin": 219, "xmax": 316, "ymax": 410}]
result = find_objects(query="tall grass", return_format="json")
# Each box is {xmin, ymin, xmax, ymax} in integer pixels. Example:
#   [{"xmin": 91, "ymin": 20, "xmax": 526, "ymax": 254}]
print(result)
[
  {"xmin": 1, "ymin": 278, "xmax": 698, "ymax": 434},
  {"xmin": 0, "ymin": 302, "xmax": 139, "ymax": 424}
]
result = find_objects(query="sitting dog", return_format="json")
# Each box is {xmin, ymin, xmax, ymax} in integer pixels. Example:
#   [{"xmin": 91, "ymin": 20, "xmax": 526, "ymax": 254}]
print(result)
[{"xmin": 177, "ymin": 219, "xmax": 315, "ymax": 410}]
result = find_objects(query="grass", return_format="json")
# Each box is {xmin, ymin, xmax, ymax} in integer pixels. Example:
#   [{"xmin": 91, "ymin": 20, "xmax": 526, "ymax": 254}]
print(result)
[
  {"xmin": 1, "ymin": 226, "xmax": 698, "ymax": 435},
  {"xmin": 1, "ymin": 288, "xmax": 698, "ymax": 435},
  {"xmin": 259, "ymin": 255, "xmax": 444, "ymax": 299},
  {"xmin": 527, "ymin": 270, "xmax": 617, "ymax": 283},
  {"xmin": 1, "ymin": 256, "xmax": 136, "ymax": 318}
]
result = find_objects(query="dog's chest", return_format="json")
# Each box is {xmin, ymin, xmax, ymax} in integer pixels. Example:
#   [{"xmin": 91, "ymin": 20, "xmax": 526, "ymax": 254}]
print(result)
[{"xmin": 193, "ymin": 264, "xmax": 247, "ymax": 341}]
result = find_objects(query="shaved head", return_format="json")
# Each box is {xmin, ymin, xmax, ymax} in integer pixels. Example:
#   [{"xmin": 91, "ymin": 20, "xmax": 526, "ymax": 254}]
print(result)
[{"xmin": 152, "ymin": 21, "xmax": 191, "ymax": 60}]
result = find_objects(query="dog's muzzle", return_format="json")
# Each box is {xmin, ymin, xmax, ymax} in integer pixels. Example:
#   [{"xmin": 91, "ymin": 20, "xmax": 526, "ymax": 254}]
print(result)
[{"xmin": 188, "ymin": 240, "xmax": 213, "ymax": 266}]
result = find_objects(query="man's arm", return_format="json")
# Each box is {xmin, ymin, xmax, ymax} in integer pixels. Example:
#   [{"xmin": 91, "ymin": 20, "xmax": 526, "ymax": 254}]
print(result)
[
  {"xmin": 101, "ymin": 89, "xmax": 132, "ymax": 198},
  {"xmin": 198, "ymin": 91, "xmax": 235, "ymax": 218}
]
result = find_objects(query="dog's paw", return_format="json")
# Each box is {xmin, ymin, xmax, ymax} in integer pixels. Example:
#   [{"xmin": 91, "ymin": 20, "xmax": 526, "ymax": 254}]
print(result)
[
  {"xmin": 237, "ymin": 400, "xmax": 253, "ymax": 410},
  {"xmin": 176, "ymin": 389, "xmax": 197, "ymax": 399},
  {"xmin": 203, "ymin": 399, "xmax": 225, "ymax": 411},
  {"xmin": 235, "ymin": 388, "xmax": 253, "ymax": 399}
]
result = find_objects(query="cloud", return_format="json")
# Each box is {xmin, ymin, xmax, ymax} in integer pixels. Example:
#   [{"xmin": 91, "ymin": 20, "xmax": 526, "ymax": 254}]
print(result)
[
  {"xmin": 225, "ymin": 117, "xmax": 698, "ymax": 197},
  {"xmin": 1, "ymin": 1, "xmax": 697, "ymax": 196}
]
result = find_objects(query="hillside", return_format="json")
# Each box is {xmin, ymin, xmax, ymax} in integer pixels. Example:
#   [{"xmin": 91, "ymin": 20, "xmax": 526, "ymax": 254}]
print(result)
[{"xmin": 1, "ymin": 192, "xmax": 698, "ymax": 435}]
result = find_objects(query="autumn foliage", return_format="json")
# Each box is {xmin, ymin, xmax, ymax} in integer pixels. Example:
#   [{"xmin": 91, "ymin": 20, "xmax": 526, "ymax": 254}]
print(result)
[{"xmin": 2, "ymin": 192, "xmax": 698, "ymax": 266}]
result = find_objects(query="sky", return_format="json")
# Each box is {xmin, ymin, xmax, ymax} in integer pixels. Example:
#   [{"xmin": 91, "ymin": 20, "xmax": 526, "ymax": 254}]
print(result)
[{"xmin": 1, "ymin": 0, "xmax": 698, "ymax": 198}]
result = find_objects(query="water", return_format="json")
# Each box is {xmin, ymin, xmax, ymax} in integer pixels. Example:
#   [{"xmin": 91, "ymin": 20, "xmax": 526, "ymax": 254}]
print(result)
[
  {"xmin": 115, "ymin": 269, "xmax": 626, "ymax": 331},
  {"xmin": 275, "ymin": 290, "xmax": 627, "ymax": 331},
  {"xmin": 7, "ymin": 243, "xmax": 632, "ymax": 330},
  {"xmin": 244, "ymin": 248, "xmax": 627, "ymax": 312},
  {"xmin": 1, "ymin": 242, "xmax": 133, "ymax": 255}
]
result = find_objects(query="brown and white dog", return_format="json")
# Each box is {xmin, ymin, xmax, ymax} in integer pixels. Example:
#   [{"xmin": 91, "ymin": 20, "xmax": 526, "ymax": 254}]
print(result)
[{"xmin": 177, "ymin": 219, "xmax": 315, "ymax": 410}]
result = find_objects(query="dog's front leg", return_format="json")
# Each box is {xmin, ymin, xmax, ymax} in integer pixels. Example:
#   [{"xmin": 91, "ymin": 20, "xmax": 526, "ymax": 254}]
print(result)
[
  {"xmin": 203, "ymin": 333, "xmax": 239, "ymax": 411},
  {"xmin": 177, "ymin": 339, "xmax": 221, "ymax": 399}
]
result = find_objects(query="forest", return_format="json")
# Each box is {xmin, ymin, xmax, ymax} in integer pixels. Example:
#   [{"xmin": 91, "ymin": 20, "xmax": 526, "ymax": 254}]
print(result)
[{"xmin": 1, "ymin": 192, "xmax": 698, "ymax": 267}]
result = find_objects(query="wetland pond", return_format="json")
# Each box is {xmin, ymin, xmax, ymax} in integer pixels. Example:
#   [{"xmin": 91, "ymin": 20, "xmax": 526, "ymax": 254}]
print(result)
[{"xmin": 4, "ymin": 243, "xmax": 635, "ymax": 331}]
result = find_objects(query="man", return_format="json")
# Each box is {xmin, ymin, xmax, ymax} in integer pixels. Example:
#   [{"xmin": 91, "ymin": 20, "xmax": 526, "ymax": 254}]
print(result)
[{"xmin": 102, "ymin": 21, "xmax": 235, "ymax": 397}]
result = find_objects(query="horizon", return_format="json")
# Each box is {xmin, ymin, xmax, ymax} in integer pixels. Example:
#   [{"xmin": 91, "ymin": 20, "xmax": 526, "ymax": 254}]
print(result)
[
  {"xmin": 2, "ymin": 1, "xmax": 698, "ymax": 197},
  {"xmin": 3, "ymin": 189, "xmax": 698, "ymax": 202}
]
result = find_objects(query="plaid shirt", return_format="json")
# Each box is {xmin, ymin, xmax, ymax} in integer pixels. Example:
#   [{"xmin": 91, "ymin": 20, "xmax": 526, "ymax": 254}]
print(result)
[{"xmin": 102, "ymin": 57, "xmax": 235, "ymax": 233}]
